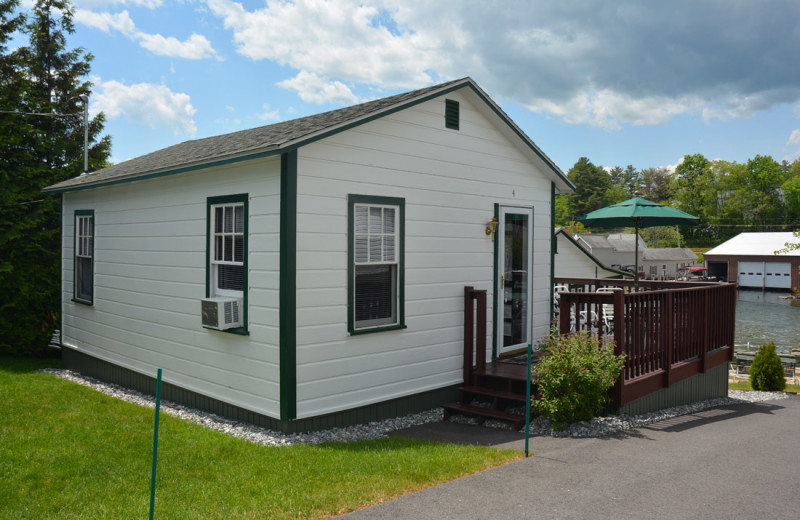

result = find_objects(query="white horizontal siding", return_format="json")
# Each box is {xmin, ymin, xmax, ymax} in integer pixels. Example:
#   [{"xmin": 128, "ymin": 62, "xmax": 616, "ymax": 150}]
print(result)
[
  {"xmin": 61, "ymin": 157, "xmax": 283, "ymax": 417},
  {"xmin": 294, "ymin": 91, "xmax": 554, "ymax": 418}
]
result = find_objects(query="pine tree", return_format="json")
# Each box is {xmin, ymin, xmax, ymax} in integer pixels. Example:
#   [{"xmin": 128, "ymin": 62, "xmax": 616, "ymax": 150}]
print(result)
[{"xmin": 0, "ymin": 0, "xmax": 111, "ymax": 355}]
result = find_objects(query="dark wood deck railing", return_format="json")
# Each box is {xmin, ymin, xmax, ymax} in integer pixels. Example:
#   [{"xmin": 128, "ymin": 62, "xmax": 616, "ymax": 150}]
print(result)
[
  {"xmin": 555, "ymin": 277, "xmax": 737, "ymax": 407},
  {"xmin": 463, "ymin": 286, "xmax": 487, "ymax": 386}
]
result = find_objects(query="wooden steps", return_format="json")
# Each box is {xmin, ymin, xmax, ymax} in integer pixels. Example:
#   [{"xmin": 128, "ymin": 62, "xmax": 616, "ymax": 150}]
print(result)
[
  {"xmin": 442, "ymin": 362, "xmax": 533, "ymax": 430},
  {"xmin": 442, "ymin": 402, "xmax": 526, "ymax": 430}
]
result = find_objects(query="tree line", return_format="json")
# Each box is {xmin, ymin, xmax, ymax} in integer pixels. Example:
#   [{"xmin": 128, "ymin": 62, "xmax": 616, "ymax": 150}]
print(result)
[
  {"xmin": 1, "ymin": 0, "xmax": 110, "ymax": 355},
  {"xmin": 557, "ymin": 154, "xmax": 800, "ymax": 247}
]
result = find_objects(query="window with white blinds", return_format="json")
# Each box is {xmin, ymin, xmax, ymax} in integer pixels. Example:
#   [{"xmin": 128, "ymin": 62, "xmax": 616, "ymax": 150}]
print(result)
[
  {"xmin": 74, "ymin": 211, "xmax": 94, "ymax": 303},
  {"xmin": 208, "ymin": 195, "xmax": 248, "ymax": 299},
  {"xmin": 348, "ymin": 195, "xmax": 405, "ymax": 333}
]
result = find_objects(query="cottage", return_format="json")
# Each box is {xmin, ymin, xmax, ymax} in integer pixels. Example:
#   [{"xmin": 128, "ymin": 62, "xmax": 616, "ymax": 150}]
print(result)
[
  {"xmin": 704, "ymin": 232, "xmax": 800, "ymax": 290},
  {"xmin": 44, "ymin": 78, "xmax": 574, "ymax": 432},
  {"xmin": 575, "ymin": 233, "xmax": 697, "ymax": 279},
  {"xmin": 640, "ymin": 248, "xmax": 699, "ymax": 280},
  {"xmin": 554, "ymin": 229, "xmax": 628, "ymax": 279},
  {"xmin": 575, "ymin": 233, "xmax": 646, "ymax": 273}
]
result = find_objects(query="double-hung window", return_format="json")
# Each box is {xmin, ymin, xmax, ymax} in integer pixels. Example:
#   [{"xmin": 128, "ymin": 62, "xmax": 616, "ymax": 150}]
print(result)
[
  {"xmin": 348, "ymin": 195, "xmax": 405, "ymax": 334},
  {"xmin": 206, "ymin": 195, "xmax": 248, "ymax": 330},
  {"xmin": 74, "ymin": 210, "xmax": 94, "ymax": 304}
]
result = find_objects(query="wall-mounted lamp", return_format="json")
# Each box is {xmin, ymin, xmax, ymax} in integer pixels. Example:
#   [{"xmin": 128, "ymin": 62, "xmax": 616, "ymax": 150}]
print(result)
[{"xmin": 485, "ymin": 216, "xmax": 498, "ymax": 242}]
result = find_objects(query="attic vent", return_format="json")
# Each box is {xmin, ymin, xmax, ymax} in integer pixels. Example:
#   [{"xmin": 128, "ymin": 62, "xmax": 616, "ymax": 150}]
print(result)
[{"xmin": 445, "ymin": 99, "xmax": 459, "ymax": 130}]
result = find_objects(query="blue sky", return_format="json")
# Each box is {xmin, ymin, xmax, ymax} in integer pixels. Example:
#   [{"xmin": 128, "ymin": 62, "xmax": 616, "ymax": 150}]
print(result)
[{"xmin": 21, "ymin": 0, "xmax": 800, "ymax": 174}]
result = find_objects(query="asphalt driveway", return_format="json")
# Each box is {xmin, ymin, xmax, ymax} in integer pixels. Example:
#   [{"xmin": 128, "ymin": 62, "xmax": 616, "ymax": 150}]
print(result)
[{"xmin": 339, "ymin": 395, "xmax": 800, "ymax": 519}]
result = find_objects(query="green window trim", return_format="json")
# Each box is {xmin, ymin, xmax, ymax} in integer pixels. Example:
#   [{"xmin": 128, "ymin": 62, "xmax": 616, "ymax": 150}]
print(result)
[
  {"xmin": 347, "ymin": 194, "xmax": 406, "ymax": 335},
  {"xmin": 205, "ymin": 193, "xmax": 249, "ymax": 335},
  {"xmin": 73, "ymin": 209, "xmax": 95, "ymax": 305}
]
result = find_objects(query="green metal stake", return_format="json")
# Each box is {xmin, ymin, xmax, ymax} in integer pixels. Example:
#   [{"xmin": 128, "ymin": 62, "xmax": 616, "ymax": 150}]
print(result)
[
  {"xmin": 525, "ymin": 343, "xmax": 532, "ymax": 457},
  {"xmin": 150, "ymin": 368, "xmax": 162, "ymax": 520}
]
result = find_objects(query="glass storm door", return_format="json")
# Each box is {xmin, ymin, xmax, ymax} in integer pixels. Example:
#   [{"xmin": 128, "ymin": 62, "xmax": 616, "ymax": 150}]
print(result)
[{"xmin": 496, "ymin": 206, "xmax": 534, "ymax": 356}]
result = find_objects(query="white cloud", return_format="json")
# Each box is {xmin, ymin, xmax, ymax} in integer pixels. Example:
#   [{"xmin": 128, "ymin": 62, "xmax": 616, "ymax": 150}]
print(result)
[
  {"xmin": 524, "ymin": 90, "xmax": 697, "ymax": 130},
  {"xmin": 76, "ymin": 8, "xmax": 217, "ymax": 60},
  {"xmin": 786, "ymin": 129, "xmax": 800, "ymax": 161},
  {"xmin": 93, "ymin": 79, "xmax": 197, "ymax": 136},
  {"xmin": 74, "ymin": 9, "xmax": 136, "ymax": 33},
  {"xmin": 203, "ymin": 0, "xmax": 800, "ymax": 129},
  {"xmin": 663, "ymin": 157, "xmax": 685, "ymax": 175},
  {"xmin": 205, "ymin": 0, "xmax": 440, "ymax": 89},
  {"xmin": 257, "ymin": 104, "xmax": 281, "ymax": 121},
  {"xmin": 137, "ymin": 32, "xmax": 217, "ymax": 60},
  {"xmin": 74, "ymin": 0, "xmax": 163, "ymax": 8},
  {"xmin": 277, "ymin": 71, "xmax": 360, "ymax": 105}
]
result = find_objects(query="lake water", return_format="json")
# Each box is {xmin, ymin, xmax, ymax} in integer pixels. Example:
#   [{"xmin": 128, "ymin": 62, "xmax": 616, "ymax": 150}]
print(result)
[{"xmin": 735, "ymin": 289, "xmax": 800, "ymax": 353}]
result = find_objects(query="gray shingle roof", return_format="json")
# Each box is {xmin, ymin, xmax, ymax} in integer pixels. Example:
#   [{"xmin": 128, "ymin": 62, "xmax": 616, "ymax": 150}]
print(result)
[
  {"xmin": 642, "ymin": 248, "xmax": 698, "ymax": 261},
  {"xmin": 44, "ymin": 78, "xmax": 466, "ymax": 192},
  {"xmin": 44, "ymin": 77, "xmax": 571, "ymax": 193}
]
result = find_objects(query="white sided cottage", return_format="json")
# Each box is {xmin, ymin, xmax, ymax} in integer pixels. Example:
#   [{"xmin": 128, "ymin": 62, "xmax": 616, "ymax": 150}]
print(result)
[{"xmin": 44, "ymin": 78, "xmax": 574, "ymax": 432}]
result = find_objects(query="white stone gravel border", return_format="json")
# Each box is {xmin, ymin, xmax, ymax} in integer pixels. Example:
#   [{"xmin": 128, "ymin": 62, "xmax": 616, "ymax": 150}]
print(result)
[{"xmin": 38, "ymin": 368, "xmax": 790, "ymax": 445}]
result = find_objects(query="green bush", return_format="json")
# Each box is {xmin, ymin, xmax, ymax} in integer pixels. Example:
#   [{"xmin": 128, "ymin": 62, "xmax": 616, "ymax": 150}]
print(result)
[
  {"xmin": 532, "ymin": 331, "xmax": 626, "ymax": 430},
  {"xmin": 749, "ymin": 342, "xmax": 786, "ymax": 392}
]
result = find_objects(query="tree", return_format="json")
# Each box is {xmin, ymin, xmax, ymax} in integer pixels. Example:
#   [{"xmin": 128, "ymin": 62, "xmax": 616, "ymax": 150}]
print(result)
[
  {"xmin": 674, "ymin": 153, "xmax": 711, "ymax": 217},
  {"xmin": 638, "ymin": 167, "xmax": 674, "ymax": 203},
  {"xmin": 0, "ymin": 0, "xmax": 110, "ymax": 356},
  {"xmin": 638, "ymin": 226, "xmax": 682, "ymax": 248},
  {"xmin": 566, "ymin": 157, "xmax": 612, "ymax": 218},
  {"xmin": 782, "ymin": 160, "xmax": 800, "ymax": 225},
  {"xmin": 726, "ymin": 155, "xmax": 784, "ymax": 230}
]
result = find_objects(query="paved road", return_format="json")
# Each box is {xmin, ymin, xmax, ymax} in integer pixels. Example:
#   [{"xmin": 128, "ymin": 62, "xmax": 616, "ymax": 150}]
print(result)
[{"xmin": 340, "ymin": 396, "xmax": 800, "ymax": 519}]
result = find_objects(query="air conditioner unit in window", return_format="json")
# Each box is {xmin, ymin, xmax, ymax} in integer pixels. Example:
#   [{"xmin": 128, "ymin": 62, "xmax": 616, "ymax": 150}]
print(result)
[{"xmin": 201, "ymin": 297, "xmax": 242, "ymax": 330}]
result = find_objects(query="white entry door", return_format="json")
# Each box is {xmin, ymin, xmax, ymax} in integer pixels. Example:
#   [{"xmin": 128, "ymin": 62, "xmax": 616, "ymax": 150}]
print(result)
[{"xmin": 496, "ymin": 206, "xmax": 534, "ymax": 356}]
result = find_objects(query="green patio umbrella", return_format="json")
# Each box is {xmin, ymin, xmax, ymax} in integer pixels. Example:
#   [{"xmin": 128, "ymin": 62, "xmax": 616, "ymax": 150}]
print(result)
[{"xmin": 577, "ymin": 192, "xmax": 698, "ymax": 287}]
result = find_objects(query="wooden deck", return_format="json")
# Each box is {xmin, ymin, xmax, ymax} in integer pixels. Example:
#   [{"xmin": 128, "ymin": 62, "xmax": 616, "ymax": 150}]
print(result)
[
  {"xmin": 446, "ymin": 280, "xmax": 737, "ymax": 426},
  {"xmin": 555, "ymin": 277, "xmax": 736, "ymax": 407}
]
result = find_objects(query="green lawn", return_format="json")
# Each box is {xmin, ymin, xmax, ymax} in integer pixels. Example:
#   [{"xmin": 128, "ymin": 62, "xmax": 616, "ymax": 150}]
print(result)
[
  {"xmin": 0, "ymin": 357, "xmax": 520, "ymax": 519},
  {"xmin": 729, "ymin": 380, "xmax": 800, "ymax": 393}
]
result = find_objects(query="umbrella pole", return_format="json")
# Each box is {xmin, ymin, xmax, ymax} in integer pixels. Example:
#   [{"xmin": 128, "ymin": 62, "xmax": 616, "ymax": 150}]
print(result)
[{"xmin": 634, "ymin": 219, "xmax": 639, "ymax": 290}]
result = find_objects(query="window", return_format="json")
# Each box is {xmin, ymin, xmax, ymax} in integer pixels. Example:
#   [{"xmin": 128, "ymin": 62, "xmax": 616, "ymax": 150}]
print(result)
[
  {"xmin": 348, "ymin": 195, "xmax": 405, "ymax": 334},
  {"xmin": 206, "ymin": 195, "xmax": 248, "ymax": 330},
  {"xmin": 74, "ymin": 210, "xmax": 94, "ymax": 304}
]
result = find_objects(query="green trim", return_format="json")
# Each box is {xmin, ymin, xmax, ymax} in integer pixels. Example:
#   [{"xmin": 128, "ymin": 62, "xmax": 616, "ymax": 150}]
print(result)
[
  {"xmin": 550, "ymin": 182, "xmax": 556, "ymax": 326},
  {"xmin": 44, "ymin": 149, "xmax": 282, "ymax": 194},
  {"xmin": 73, "ymin": 209, "xmax": 95, "ymax": 305},
  {"xmin": 555, "ymin": 229, "xmax": 630, "ymax": 277},
  {"xmin": 47, "ymin": 79, "xmax": 573, "ymax": 196},
  {"xmin": 205, "ymin": 193, "xmax": 249, "ymax": 334},
  {"xmin": 280, "ymin": 151, "xmax": 298, "ymax": 421},
  {"xmin": 347, "ymin": 194, "xmax": 405, "ymax": 335},
  {"xmin": 62, "ymin": 346, "xmax": 459, "ymax": 433},
  {"xmin": 491, "ymin": 203, "xmax": 499, "ymax": 358}
]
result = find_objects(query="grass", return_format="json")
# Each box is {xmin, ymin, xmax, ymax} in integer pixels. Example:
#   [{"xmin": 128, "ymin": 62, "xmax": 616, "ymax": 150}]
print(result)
[
  {"xmin": 729, "ymin": 381, "xmax": 800, "ymax": 393},
  {"xmin": 0, "ymin": 356, "xmax": 521, "ymax": 519}
]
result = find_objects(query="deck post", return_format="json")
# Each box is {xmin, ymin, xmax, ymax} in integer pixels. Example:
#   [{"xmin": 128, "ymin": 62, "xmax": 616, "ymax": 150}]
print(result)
[
  {"xmin": 664, "ymin": 291, "xmax": 674, "ymax": 388},
  {"xmin": 559, "ymin": 294, "xmax": 570, "ymax": 336},
  {"xmin": 611, "ymin": 289, "xmax": 625, "ymax": 407},
  {"xmin": 475, "ymin": 290, "xmax": 487, "ymax": 374},
  {"xmin": 702, "ymin": 289, "xmax": 710, "ymax": 373},
  {"xmin": 463, "ymin": 286, "xmax": 475, "ymax": 386}
]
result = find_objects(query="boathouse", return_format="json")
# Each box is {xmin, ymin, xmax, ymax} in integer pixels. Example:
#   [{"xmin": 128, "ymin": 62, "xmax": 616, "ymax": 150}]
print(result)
[{"xmin": 704, "ymin": 232, "xmax": 800, "ymax": 290}]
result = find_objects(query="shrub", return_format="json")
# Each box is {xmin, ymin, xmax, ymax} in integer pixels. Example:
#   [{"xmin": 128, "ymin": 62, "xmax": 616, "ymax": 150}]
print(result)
[
  {"xmin": 532, "ymin": 331, "xmax": 626, "ymax": 430},
  {"xmin": 749, "ymin": 342, "xmax": 786, "ymax": 392}
]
